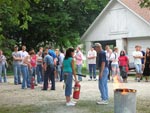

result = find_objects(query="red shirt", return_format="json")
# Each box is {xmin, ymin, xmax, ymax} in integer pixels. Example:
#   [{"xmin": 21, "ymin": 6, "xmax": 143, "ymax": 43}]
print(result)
[
  {"xmin": 118, "ymin": 56, "xmax": 128, "ymax": 66},
  {"xmin": 31, "ymin": 55, "xmax": 37, "ymax": 67}
]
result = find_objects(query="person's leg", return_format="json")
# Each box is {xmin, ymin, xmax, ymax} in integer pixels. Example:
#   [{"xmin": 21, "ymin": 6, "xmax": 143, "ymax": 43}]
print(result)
[
  {"xmin": 103, "ymin": 68, "xmax": 109, "ymax": 100},
  {"xmin": 139, "ymin": 64, "xmax": 143, "ymax": 80},
  {"xmin": 89, "ymin": 64, "xmax": 92, "ymax": 80},
  {"xmin": 134, "ymin": 64, "xmax": 139, "ymax": 80},
  {"xmin": 21, "ymin": 65, "xmax": 27, "ymax": 89},
  {"xmin": 0, "ymin": 65, "xmax": 2, "ymax": 83},
  {"xmin": 93, "ymin": 64, "xmax": 96, "ymax": 79},
  {"xmin": 13, "ymin": 63, "xmax": 18, "ymax": 84},
  {"xmin": 43, "ymin": 69, "xmax": 48, "ymax": 90},
  {"xmin": 2, "ymin": 64, "xmax": 7, "ymax": 83},
  {"xmin": 116, "ymin": 64, "xmax": 120, "ymax": 76},
  {"xmin": 135, "ymin": 64, "xmax": 142, "ymax": 82},
  {"xmin": 36, "ymin": 65, "xmax": 40, "ymax": 83},
  {"xmin": 65, "ymin": 72, "xmax": 73, "ymax": 102},
  {"xmin": 60, "ymin": 66, "xmax": 64, "ymax": 82},
  {"xmin": 50, "ymin": 67, "xmax": 55, "ymax": 90},
  {"xmin": 17, "ymin": 64, "xmax": 21, "ymax": 84},
  {"xmin": 27, "ymin": 67, "xmax": 31, "ymax": 87},
  {"xmin": 111, "ymin": 64, "xmax": 117, "ymax": 81},
  {"xmin": 77, "ymin": 64, "xmax": 82, "ymax": 81}
]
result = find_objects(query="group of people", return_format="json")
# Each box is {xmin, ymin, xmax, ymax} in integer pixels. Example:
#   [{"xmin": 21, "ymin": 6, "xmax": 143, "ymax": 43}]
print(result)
[
  {"xmin": 12, "ymin": 45, "xmax": 67, "ymax": 90},
  {"xmin": 104, "ymin": 44, "xmax": 150, "ymax": 83},
  {"xmin": 0, "ymin": 43, "xmax": 150, "ymax": 107}
]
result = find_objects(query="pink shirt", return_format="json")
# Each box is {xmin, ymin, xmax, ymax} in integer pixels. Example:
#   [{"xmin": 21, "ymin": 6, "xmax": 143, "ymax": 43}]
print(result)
[{"xmin": 75, "ymin": 51, "xmax": 83, "ymax": 65}]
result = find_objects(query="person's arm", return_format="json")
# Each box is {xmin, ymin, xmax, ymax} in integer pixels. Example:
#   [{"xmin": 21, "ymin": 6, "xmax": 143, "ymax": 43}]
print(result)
[
  {"xmin": 99, "ymin": 61, "xmax": 105, "ymax": 79},
  {"xmin": 23, "ymin": 56, "xmax": 31, "ymax": 68},
  {"xmin": 144, "ymin": 54, "xmax": 146, "ymax": 66},
  {"xmin": 43, "ymin": 57, "xmax": 47, "ymax": 71},
  {"xmin": 99, "ymin": 52, "xmax": 106, "ymax": 79},
  {"xmin": 71, "ymin": 59, "xmax": 77, "ymax": 82},
  {"xmin": 75, "ymin": 52, "xmax": 82, "ymax": 60}
]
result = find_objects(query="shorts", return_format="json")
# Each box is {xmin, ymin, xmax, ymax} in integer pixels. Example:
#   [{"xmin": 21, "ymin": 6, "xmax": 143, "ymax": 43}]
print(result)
[
  {"xmin": 135, "ymin": 64, "xmax": 142, "ymax": 74},
  {"xmin": 64, "ymin": 72, "xmax": 73, "ymax": 96}
]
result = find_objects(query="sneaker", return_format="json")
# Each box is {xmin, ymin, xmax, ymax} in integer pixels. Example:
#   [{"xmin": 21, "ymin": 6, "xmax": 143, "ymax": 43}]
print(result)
[
  {"xmin": 97, "ymin": 100, "xmax": 108, "ymax": 105},
  {"xmin": 137, "ymin": 78, "xmax": 140, "ymax": 82},
  {"xmin": 71, "ymin": 100, "xmax": 77, "ymax": 104},
  {"xmin": 93, "ymin": 78, "xmax": 97, "ymax": 81},
  {"xmin": 88, "ymin": 78, "xmax": 92, "ymax": 81},
  {"xmin": 66, "ymin": 101, "xmax": 76, "ymax": 106}
]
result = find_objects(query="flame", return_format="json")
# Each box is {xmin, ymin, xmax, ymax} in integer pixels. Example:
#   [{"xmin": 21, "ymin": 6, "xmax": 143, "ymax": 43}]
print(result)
[
  {"xmin": 113, "ymin": 75, "xmax": 123, "ymax": 90},
  {"xmin": 121, "ymin": 89, "xmax": 128, "ymax": 95}
]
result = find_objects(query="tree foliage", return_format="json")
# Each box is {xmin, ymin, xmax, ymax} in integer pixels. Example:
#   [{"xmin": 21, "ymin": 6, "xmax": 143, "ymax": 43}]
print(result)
[
  {"xmin": 0, "ymin": 0, "xmax": 109, "ymax": 51},
  {"xmin": 139, "ymin": 0, "xmax": 150, "ymax": 8},
  {"xmin": 6, "ymin": 0, "xmax": 109, "ymax": 50}
]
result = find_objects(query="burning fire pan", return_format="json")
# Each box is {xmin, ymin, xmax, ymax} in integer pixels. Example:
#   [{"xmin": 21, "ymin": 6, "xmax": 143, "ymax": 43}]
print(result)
[{"xmin": 114, "ymin": 88, "xmax": 137, "ymax": 113}]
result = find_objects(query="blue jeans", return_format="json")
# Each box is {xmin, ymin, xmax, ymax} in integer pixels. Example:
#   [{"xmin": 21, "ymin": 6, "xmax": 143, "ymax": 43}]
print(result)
[
  {"xmin": 64, "ymin": 72, "xmax": 73, "ymax": 96},
  {"xmin": 89, "ymin": 64, "xmax": 96, "ymax": 79},
  {"xmin": 31, "ymin": 67, "xmax": 36, "ymax": 84},
  {"xmin": 111, "ymin": 64, "xmax": 120, "ymax": 77},
  {"xmin": 77, "ymin": 64, "xmax": 82, "ymax": 81},
  {"xmin": 43, "ymin": 66, "xmax": 55, "ymax": 90},
  {"xmin": 36, "ymin": 64, "xmax": 43, "ymax": 83},
  {"xmin": 60, "ymin": 66, "xmax": 64, "ymax": 82},
  {"xmin": 134, "ymin": 64, "xmax": 142, "ymax": 74},
  {"xmin": 0, "ymin": 64, "xmax": 7, "ymax": 83},
  {"xmin": 21, "ymin": 65, "xmax": 30, "ymax": 89},
  {"xmin": 13, "ymin": 63, "xmax": 21, "ymax": 84},
  {"xmin": 98, "ymin": 67, "xmax": 109, "ymax": 100}
]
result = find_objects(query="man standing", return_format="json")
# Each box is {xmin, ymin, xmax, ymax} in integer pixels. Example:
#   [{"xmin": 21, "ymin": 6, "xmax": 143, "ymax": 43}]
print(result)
[
  {"xmin": 94, "ymin": 43, "xmax": 109, "ymax": 105},
  {"xmin": 87, "ymin": 46, "xmax": 97, "ymax": 81},
  {"xmin": 43, "ymin": 49, "xmax": 55, "ymax": 90},
  {"xmin": 132, "ymin": 45, "xmax": 143, "ymax": 82},
  {"xmin": 12, "ymin": 45, "xmax": 22, "ymax": 85},
  {"xmin": 74, "ymin": 47, "xmax": 83, "ymax": 81}
]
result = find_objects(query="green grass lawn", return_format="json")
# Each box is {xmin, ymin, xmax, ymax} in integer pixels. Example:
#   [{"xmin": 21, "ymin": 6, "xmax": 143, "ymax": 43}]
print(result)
[{"xmin": 0, "ymin": 98, "xmax": 150, "ymax": 113}]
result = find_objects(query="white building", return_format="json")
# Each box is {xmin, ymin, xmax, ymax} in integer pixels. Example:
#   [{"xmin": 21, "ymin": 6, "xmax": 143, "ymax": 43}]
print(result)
[{"xmin": 81, "ymin": 0, "xmax": 150, "ymax": 62}]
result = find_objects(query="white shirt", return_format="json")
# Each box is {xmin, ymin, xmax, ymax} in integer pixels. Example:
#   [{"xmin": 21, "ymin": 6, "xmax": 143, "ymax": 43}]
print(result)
[
  {"xmin": 110, "ymin": 52, "xmax": 119, "ymax": 64},
  {"xmin": 19, "ymin": 50, "xmax": 28, "ymax": 64},
  {"xmin": 0, "ymin": 55, "xmax": 6, "ymax": 65},
  {"xmin": 87, "ymin": 50, "xmax": 97, "ymax": 64},
  {"xmin": 132, "ymin": 51, "xmax": 142, "ymax": 64}
]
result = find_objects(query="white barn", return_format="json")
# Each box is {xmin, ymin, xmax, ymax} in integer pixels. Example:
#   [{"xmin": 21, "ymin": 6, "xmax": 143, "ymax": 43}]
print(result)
[{"xmin": 81, "ymin": 0, "xmax": 150, "ymax": 62}]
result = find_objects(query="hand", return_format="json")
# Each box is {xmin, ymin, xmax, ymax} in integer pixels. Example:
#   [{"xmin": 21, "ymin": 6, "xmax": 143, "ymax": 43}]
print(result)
[{"xmin": 99, "ymin": 73, "xmax": 103, "ymax": 79}]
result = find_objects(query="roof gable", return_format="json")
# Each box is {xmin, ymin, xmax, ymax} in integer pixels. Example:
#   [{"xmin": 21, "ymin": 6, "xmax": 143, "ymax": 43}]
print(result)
[
  {"xmin": 121, "ymin": 0, "xmax": 150, "ymax": 23},
  {"xmin": 81, "ymin": 0, "xmax": 150, "ymax": 41}
]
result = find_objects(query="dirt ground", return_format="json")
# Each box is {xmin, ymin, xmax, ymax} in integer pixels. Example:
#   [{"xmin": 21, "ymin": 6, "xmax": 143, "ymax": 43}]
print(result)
[{"xmin": 0, "ymin": 76, "xmax": 150, "ymax": 113}]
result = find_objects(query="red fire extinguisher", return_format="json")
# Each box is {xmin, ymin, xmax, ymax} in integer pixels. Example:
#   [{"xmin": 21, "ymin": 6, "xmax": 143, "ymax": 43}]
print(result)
[
  {"xmin": 73, "ymin": 82, "xmax": 81, "ymax": 99},
  {"xmin": 30, "ymin": 77, "xmax": 35, "ymax": 89}
]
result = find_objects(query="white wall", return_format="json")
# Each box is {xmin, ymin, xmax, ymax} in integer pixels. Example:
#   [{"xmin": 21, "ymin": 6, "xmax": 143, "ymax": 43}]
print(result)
[{"xmin": 83, "ymin": 0, "xmax": 150, "ymax": 42}]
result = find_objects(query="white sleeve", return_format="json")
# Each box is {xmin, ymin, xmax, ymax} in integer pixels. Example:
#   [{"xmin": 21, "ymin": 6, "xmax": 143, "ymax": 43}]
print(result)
[
  {"xmin": 132, "ymin": 51, "xmax": 136, "ymax": 57},
  {"xmin": 94, "ymin": 51, "xmax": 97, "ymax": 57},
  {"xmin": 110, "ymin": 53, "xmax": 115, "ymax": 60}
]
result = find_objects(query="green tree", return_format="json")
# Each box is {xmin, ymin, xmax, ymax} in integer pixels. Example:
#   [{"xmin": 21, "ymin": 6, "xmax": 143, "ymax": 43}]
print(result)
[
  {"xmin": 0, "ymin": 0, "xmax": 39, "ymax": 65},
  {"xmin": 139, "ymin": 0, "xmax": 150, "ymax": 8},
  {"xmin": 0, "ymin": 0, "xmax": 109, "ymax": 51},
  {"xmin": 13, "ymin": 0, "xmax": 109, "ymax": 49}
]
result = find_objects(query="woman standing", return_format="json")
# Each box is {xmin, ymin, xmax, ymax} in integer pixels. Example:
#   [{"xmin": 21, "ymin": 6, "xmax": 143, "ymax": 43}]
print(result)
[
  {"xmin": 118, "ymin": 50, "xmax": 129, "ymax": 83},
  {"xmin": 0, "ymin": 50, "xmax": 7, "ymax": 83},
  {"xmin": 21, "ymin": 51, "xmax": 34, "ymax": 89},
  {"xmin": 63, "ymin": 48, "xmax": 78, "ymax": 106},
  {"xmin": 143, "ymin": 48, "xmax": 150, "ymax": 82}
]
